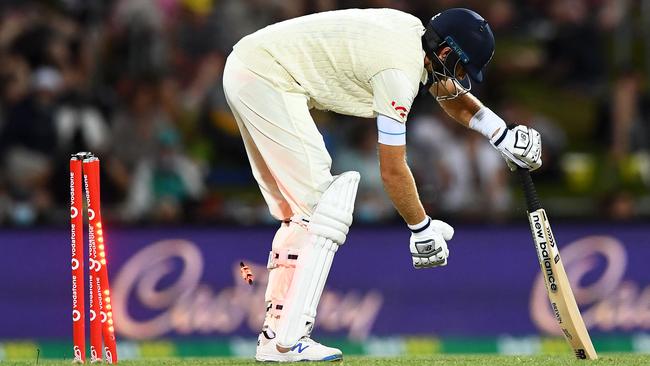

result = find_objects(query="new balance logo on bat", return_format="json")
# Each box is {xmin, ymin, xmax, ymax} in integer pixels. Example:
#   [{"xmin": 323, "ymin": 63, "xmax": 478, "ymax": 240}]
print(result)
[{"xmin": 531, "ymin": 213, "xmax": 557, "ymax": 292}]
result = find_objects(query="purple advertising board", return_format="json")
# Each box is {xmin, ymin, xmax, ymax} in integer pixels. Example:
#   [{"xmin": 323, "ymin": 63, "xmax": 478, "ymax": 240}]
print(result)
[{"xmin": 1, "ymin": 223, "xmax": 649, "ymax": 341}]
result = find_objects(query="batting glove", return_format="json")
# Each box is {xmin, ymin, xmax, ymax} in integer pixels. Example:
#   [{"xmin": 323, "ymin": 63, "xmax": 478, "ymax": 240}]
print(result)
[
  {"xmin": 408, "ymin": 217, "xmax": 454, "ymax": 269},
  {"xmin": 492, "ymin": 125, "xmax": 542, "ymax": 171}
]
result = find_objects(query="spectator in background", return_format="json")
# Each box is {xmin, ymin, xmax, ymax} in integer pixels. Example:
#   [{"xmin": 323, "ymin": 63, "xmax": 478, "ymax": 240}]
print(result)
[
  {"xmin": 109, "ymin": 0, "xmax": 168, "ymax": 80},
  {"xmin": 543, "ymin": 0, "xmax": 607, "ymax": 92},
  {"xmin": 170, "ymin": 0, "xmax": 223, "ymax": 109},
  {"xmin": 608, "ymin": 69, "xmax": 650, "ymax": 161},
  {"xmin": 109, "ymin": 81, "xmax": 177, "ymax": 211},
  {"xmin": 51, "ymin": 20, "xmax": 111, "ymax": 157},
  {"xmin": 335, "ymin": 124, "xmax": 396, "ymax": 223},
  {"xmin": 0, "ymin": 66, "xmax": 61, "ymax": 225},
  {"xmin": 594, "ymin": 68, "xmax": 650, "ymax": 220},
  {"xmin": 409, "ymin": 112, "xmax": 511, "ymax": 220},
  {"xmin": 122, "ymin": 127, "xmax": 205, "ymax": 223},
  {"xmin": 196, "ymin": 53, "xmax": 251, "ymax": 179}
]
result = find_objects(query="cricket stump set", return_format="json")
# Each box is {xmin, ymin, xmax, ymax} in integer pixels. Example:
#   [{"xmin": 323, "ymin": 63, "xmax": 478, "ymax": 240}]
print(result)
[{"xmin": 70, "ymin": 152, "xmax": 118, "ymax": 363}]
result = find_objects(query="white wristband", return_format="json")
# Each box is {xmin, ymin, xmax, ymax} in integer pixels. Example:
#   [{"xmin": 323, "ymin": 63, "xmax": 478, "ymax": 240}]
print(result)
[
  {"xmin": 469, "ymin": 106, "xmax": 507, "ymax": 141},
  {"xmin": 377, "ymin": 114, "xmax": 406, "ymax": 146}
]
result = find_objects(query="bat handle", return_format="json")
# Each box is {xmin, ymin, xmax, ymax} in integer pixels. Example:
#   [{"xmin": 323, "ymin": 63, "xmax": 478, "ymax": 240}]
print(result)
[{"xmin": 517, "ymin": 168, "xmax": 542, "ymax": 212}]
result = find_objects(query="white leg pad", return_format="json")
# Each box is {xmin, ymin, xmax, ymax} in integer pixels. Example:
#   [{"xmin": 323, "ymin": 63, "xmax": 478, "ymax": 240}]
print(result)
[{"xmin": 276, "ymin": 171, "xmax": 360, "ymax": 348}]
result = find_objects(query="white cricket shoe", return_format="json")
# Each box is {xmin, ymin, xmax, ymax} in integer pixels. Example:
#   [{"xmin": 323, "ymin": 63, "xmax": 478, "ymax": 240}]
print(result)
[{"xmin": 255, "ymin": 331, "xmax": 342, "ymax": 362}]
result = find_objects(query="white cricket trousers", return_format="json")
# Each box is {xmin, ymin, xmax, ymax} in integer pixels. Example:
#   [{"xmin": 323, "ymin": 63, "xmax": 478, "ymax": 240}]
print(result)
[{"xmin": 222, "ymin": 53, "xmax": 333, "ymax": 220}]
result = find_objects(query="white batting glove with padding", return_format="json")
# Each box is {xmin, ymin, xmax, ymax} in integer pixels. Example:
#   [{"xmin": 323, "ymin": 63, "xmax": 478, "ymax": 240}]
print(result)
[
  {"xmin": 408, "ymin": 217, "xmax": 454, "ymax": 269},
  {"xmin": 491, "ymin": 125, "xmax": 542, "ymax": 171}
]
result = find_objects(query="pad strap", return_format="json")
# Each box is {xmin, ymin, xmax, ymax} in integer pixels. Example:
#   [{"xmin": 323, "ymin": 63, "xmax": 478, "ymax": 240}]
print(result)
[
  {"xmin": 267, "ymin": 249, "xmax": 300, "ymax": 269},
  {"xmin": 268, "ymin": 303, "xmax": 285, "ymax": 318}
]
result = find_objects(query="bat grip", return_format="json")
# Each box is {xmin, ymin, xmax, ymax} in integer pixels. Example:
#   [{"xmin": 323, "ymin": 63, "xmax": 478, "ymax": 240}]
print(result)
[{"xmin": 517, "ymin": 168, "xmax": 542, "ymax": 212}]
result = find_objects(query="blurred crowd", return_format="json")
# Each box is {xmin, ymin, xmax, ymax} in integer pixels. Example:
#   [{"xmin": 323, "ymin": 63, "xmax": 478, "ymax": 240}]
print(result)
[{"xmin": 0, "ymin": 0, "xmax": 649, "ymax": 227}]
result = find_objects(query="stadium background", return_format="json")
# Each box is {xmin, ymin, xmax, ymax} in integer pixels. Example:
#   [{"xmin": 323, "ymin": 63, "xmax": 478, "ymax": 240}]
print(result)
[{"xmin": 0, "ymin": 0, "xmax": 649, "ymax": 361}]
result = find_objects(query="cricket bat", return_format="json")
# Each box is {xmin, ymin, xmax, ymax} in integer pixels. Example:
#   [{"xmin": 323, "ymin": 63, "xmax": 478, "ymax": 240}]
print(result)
[{"xmin": 517, "ymin": 169, "xmax": 597, "ymax": 360}]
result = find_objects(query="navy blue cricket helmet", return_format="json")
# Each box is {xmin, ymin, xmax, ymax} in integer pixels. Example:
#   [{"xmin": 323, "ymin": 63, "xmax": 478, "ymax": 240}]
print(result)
[{"xmin": 423, "ymin": 8, "xmax": 495, "ymax": 83}]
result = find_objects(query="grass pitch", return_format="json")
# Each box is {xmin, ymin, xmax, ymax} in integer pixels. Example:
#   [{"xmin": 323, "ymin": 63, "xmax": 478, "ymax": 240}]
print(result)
[{"xmin": 4, "ymin": 354, "xmax": 649, "ymax": 365}]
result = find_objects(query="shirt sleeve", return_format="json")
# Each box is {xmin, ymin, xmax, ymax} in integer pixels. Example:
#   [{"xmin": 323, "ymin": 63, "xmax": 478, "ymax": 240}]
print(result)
[{"xmin": 371, "ymin": 69, "xmax": 419, "ymax": 123}]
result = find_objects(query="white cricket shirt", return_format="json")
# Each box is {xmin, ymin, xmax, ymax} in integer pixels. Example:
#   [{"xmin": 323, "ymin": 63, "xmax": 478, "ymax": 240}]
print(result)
[{"xmin": 233, "ymin": 8, "xmax": 428, "ymax": 121}]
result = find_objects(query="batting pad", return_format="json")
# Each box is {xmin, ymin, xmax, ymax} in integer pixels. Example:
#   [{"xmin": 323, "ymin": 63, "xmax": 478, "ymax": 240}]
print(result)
[{"xmin": 276, "ymin": 171, "xmax": 360, "ymax": 348}]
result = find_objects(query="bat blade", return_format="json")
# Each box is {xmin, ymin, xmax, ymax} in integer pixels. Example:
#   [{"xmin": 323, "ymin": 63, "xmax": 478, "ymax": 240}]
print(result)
[{"xmin": 527, "ymin": 208, "xmax": 597, "ymax": 360}]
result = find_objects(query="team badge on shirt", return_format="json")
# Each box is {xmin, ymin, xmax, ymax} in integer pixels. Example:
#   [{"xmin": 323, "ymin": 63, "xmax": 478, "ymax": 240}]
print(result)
[{"xmin": 391, "ymin": 101, "xmax": 408, "ymax": 119}]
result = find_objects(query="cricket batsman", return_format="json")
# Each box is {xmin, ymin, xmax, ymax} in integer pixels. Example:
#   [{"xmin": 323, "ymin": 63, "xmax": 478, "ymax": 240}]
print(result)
[{"xmin": 222, "ymin": 8, "xmax": 542, "ymax": 362}]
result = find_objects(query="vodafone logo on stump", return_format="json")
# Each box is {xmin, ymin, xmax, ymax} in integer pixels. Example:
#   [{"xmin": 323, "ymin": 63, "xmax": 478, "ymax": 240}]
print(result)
[{"xmin": 73, "ymin": 346, "xmax": 83, "ymax": 361}]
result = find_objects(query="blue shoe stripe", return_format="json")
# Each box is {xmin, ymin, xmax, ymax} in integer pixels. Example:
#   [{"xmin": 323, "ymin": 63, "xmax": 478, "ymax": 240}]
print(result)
[{"xmin": 320, "ymin": 354, "xmax": 342, "ymax": 361}]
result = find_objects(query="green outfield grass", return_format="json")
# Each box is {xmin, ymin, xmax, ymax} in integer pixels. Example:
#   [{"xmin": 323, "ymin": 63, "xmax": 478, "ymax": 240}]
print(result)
[{"xmin": 4, "ymin": 354, "xmax": 650, "ymax": 366}]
